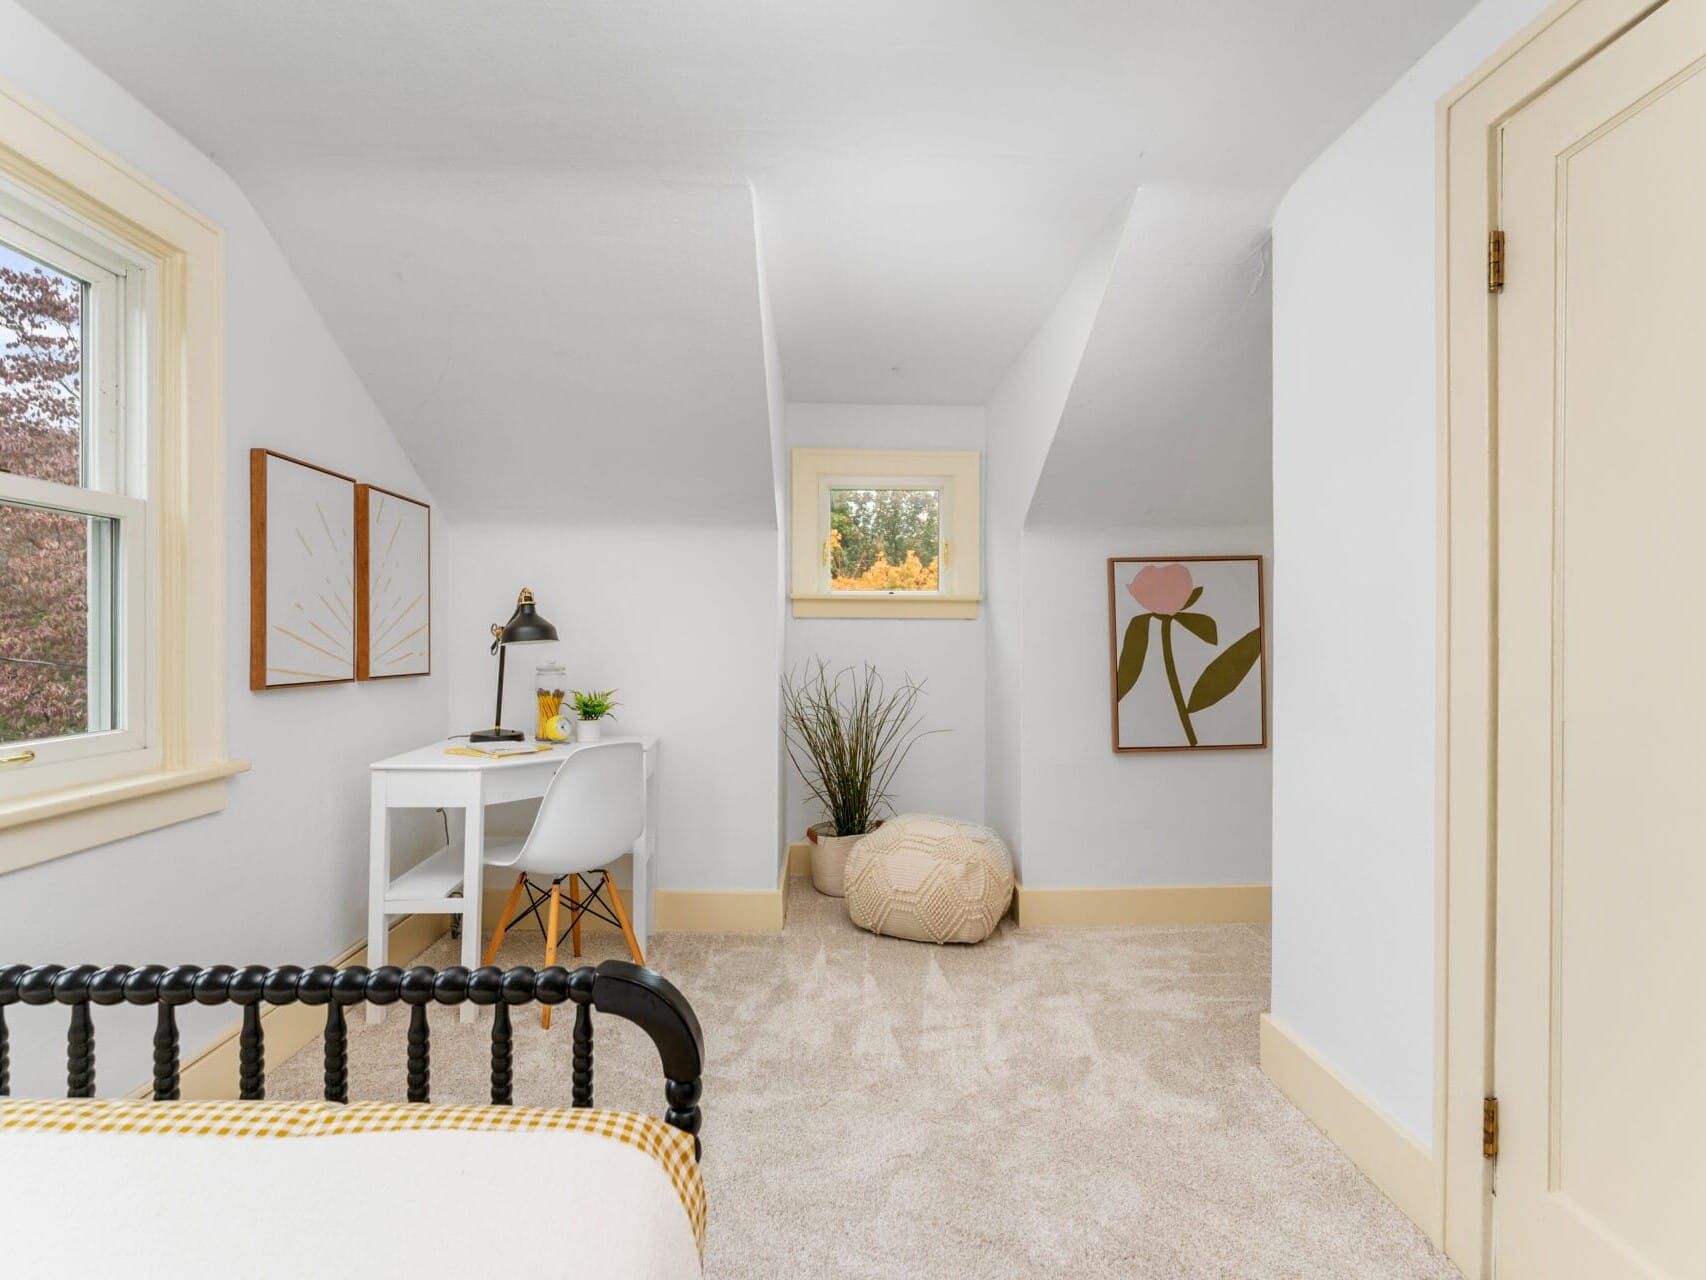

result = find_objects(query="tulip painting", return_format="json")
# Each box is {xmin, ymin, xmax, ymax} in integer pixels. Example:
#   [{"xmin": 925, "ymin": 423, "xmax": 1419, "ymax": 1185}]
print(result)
[{"xmin": 1109, "ymin": 556, "xmax": 1267, "ymax": 751}]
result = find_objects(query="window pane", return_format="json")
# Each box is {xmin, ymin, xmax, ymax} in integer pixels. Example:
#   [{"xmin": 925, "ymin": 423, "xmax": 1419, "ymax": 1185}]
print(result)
[
  {"xmin": 829, "ymin": 487, "xmax": 941, "ymax": 592},
  {"xmin": 0, "ymin": 239, "xmax": 83, "ymax": 486},
  {"xmin": 0, "ymin": 501, "xmax": 114, "ymax": 745}
]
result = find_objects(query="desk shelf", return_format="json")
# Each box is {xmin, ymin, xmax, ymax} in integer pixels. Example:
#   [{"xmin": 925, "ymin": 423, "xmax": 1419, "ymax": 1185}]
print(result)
[{"xmin": 383, "ymin": 843, "xmax": 466, "ymax": 914}]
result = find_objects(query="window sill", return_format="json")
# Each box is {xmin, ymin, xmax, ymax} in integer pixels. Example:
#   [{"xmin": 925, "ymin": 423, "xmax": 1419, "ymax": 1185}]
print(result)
[
  {"xmin": 0, "ymin": 759, "xmax": 250, "ymax": 875},
  {"xmin": 790, "ymin": 593, "xmax": 981, "ymax": 620}
]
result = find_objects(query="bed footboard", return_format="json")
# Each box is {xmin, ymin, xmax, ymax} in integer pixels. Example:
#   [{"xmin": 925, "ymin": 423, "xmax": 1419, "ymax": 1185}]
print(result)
[{"xmin": 0, "ymin": 959, "xmax": 704, "ymax": 1157}]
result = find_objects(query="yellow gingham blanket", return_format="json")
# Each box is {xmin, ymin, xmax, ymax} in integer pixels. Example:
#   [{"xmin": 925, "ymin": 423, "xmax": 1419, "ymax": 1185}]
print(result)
[{"xmin": 0, "ymin": 1099, "xmax": 705, "ymax": 1253}]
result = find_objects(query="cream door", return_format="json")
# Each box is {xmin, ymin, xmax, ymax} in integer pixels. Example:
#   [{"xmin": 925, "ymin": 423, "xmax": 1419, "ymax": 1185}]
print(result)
[{"xmin": 1494, "ymin": 1, "xmax": 1706, "ymax": 1276}]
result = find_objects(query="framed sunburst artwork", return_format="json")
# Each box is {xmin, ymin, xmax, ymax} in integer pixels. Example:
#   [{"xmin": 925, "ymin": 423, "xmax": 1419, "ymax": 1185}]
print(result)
[
  {"xmin": 355, "ymin": 484, "xmax": 431, "ymax": 680},
  {"xmin": 249, "ymin": 449, "xmax": 358, "ymax": 689}
]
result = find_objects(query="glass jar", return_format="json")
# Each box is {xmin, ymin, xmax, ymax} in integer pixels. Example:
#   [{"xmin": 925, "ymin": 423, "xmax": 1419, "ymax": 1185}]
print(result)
[{"xmin": 535, "ymin": 660, "xmax": 568, "ymax": 742}]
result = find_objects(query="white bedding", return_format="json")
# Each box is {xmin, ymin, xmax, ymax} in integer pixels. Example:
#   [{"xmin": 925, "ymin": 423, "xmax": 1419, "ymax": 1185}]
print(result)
[{"xmin": 0, "ymin": 1101, "xmax": 703, "ymax": 1279}]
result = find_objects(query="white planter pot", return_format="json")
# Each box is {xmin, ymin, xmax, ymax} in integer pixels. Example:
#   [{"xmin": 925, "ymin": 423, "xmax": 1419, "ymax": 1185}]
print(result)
[
  {"xmin": 577, "ymin": 720, "xmax": 604, "ymax": 743},
  {"xmin": 808, "ymin": 829, "xmax": 865, "ymax": 897}
]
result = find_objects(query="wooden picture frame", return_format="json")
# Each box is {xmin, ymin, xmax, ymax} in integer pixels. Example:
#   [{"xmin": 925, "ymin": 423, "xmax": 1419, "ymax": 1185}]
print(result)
[
  {"xmin": 249, "ymin": 449, "xmax": 358, "ymax": 689},
  {"xmin": 355, "ymin": 484, "xmax": 431, "ymax": 680},
  {"xmin": 1107, "ymin": 554, "xmax": 1267, "ymax": 753}
]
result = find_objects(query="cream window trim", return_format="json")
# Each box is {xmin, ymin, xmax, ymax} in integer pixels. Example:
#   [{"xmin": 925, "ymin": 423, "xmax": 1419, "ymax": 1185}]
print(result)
[
  {"xmin": 0, "ymin": 762, "xmax": 249, "ymax": 875},
  {"xmin": 789, "ymin": 448, "xmax": 981, "ymax": 620},
  {"xmin": 0, "ymin": 78, "xmax": 246, "ymax": 873}
]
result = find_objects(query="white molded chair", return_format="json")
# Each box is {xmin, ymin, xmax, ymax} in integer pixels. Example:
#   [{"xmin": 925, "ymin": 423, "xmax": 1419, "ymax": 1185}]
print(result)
[{"xmin": 481, "ymin": 741, "xmax": 647, "ymax": 1027}]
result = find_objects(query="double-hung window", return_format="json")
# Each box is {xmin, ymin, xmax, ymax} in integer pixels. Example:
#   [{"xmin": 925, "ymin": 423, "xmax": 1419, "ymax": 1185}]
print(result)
[
  {"xmin": 0, "ymin": 84, "xmax": 239, "ymax": 874},
  {"xmin": 0, "ymin": 195, "xmax": 150, "ymax": 791}
]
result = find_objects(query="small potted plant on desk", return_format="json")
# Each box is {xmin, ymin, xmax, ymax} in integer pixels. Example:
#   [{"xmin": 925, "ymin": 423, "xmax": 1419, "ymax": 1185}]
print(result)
[
  {"xmin": 782, "ymin": 659, "xmax": 931, "ymax": 897},
  {"xmin": 570, "ymin": 688, "xmax": 619, "ymax": 743}
]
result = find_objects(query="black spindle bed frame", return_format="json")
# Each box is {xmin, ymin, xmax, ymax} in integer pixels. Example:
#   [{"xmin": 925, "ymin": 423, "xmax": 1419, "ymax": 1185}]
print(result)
[{"xmin": 0, "ymin": 959, "xmax": 704, "ymax": 1158}]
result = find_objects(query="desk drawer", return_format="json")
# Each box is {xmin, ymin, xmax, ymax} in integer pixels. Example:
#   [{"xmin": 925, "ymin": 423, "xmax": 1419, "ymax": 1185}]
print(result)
[
  {"xmin": 484, "ymin": 761, "xmax": 561, "ymax": 806},
  {"xmin": 379, "ymin": 772, "xmax": 471, "ymax": 808}
]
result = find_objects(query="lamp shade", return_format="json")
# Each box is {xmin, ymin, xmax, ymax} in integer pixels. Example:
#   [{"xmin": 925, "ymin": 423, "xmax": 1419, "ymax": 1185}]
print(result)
[{"xmin": 497, "ymin": 588, "xmax": 558, "ymax": 645}]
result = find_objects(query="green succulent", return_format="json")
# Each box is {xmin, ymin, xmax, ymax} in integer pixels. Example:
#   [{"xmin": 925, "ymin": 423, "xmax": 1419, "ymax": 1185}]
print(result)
[{"xmin": 570, "ymin": 688, "xmax": 619, "ymax": 721}]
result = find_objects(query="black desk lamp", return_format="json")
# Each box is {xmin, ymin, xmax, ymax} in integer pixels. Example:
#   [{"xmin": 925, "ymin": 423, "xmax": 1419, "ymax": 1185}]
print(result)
[{"xmin": 470, "ymin": 588, "xmax": 558, "ymax": 743}]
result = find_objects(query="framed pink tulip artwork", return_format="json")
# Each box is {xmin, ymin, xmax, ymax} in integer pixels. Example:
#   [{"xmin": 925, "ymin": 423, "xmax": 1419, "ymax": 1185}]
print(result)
[{"xmin": 1107, "ymin": 555, "xmax": 1267, "ymax": 752}]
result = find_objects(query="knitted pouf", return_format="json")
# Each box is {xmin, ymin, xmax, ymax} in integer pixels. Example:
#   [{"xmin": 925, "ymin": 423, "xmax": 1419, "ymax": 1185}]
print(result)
[{"xmin": 844, "ymin": 814, "xmax": 1014, "ymax": 945}]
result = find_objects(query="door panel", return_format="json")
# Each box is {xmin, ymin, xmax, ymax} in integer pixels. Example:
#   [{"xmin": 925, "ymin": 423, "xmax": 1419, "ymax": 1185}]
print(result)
[{"xmin": 1495, "ymin": 1, "xmax": 1706, "ymax": 1276}]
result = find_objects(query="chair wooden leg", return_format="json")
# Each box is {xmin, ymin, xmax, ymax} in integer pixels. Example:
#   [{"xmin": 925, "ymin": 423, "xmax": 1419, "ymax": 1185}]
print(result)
[
  {"xmin": 542, "ymin": 880, "xmax": 563, "ymax": 1030},
  {"xmin": 568, "ymin": 874, "xmax": 584, "ymax": 959},
  {"xmin": 604, "ymin": 873, "xmax": 645, "ymax": 967},
  {"xmin": 483, "ymin": 874, "xmax": 528, "ymax": 966}
]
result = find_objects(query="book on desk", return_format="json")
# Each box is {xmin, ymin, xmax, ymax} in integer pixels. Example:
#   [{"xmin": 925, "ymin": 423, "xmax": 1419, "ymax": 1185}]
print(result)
[{"xmin": 443, "ymin": 743, "xmax": 558, "ymax": 760}]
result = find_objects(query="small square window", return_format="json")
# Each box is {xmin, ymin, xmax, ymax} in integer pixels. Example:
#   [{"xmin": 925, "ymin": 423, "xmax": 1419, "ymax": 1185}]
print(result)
[{"xmin": 791, "ymin": 449, "xmax": 980, "ymax": 618}]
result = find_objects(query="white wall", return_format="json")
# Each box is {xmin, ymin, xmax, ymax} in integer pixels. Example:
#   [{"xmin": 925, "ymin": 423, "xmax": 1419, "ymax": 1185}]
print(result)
[
  {"xmin": 984, "ymin": 209, "xmax": 1128, "ymax": 869},
  {"xmin": 1020, "ymin": 525, "xmax": 1273, "ymax": 888},
  {"xmin": 0, "ymin": 1, "xmax": 447, "ymax": 1098},
  {"xmin": 983, "ymin": 201, "xmax": 1275, "ymax": 891},
  {"xmin": 445, "ymin": 524, "xmax": 781, "ymax": 892},
  {"xmin": 782, "ymin": 404, "xmax": 986, "ymax": 839},
  {"xmin": 752, "ymin": 192, "xmax": 791, "ymax": 877},
  {"xmin": 1270, "ymin": 0, "xmax": 1549, "ymax": 1145}
]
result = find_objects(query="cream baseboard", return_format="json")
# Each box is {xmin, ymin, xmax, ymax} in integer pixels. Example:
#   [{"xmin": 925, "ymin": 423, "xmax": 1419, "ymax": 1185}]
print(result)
[
  {"xmin": 792, "ymin": 848, "xmax": 1267, "ymax": 927},
  {"xmin": 1012, "ymin": 882, "xmax": 1270, "ymax": 927},
  {"xmin": 654, "ymin": 854, "xmax": 789, "ymax": 932},
  {"xmin": 139, "ymin": 912, "xmax": 449, "ymax": 1102},
  {"xmin": 1259, "ymin": 1013, "xmax": 1441, "ymax": 1243}
]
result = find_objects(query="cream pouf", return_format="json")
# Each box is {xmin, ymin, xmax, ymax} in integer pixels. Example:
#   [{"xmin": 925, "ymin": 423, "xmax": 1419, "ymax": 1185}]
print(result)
[{"xmin": 844, "ymin": 814, "xmax": 1014, "ymax": 944}]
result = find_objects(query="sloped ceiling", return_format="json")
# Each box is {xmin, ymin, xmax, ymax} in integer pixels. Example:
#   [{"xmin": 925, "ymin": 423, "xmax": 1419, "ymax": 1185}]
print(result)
[
  {"xmin": 1028, "ymin": 189, "xmax": 1274, "ymax": 529},
  {"xmin": 242, "ymin": 170, "xmax": 778, "ymax": 525},
  {"xmin": 17, "ymin": 0, "xmax": 1475, "ymax": 526}
]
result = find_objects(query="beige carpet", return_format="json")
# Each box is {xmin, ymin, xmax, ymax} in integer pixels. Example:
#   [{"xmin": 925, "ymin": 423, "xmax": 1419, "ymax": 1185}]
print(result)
[{"xmin": 272, "ymin": 880, "xmax": 1461, "ymax": 1279}]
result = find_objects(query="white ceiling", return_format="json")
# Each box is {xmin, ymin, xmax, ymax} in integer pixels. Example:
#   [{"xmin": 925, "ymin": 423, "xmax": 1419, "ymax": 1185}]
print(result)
[{"xmin": 20, "ymin": 0, "xmax": 1473, "ymax": 522}]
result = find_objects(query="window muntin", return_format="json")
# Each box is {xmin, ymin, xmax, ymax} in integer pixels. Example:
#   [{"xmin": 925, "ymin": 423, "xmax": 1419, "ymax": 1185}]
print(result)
[{"xmin": 0, "ymin": 197, "xmax": 148, "ymax": 789}]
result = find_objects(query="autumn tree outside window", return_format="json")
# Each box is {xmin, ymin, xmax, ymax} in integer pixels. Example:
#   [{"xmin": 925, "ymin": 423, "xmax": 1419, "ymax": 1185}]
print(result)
[
  {"xmin": 828, "ymin": 487, "xmax": 942, "ymax": 592},
  {"xmin": 0, "ymin": 199, "xmax": 145, "ymax": 777}
]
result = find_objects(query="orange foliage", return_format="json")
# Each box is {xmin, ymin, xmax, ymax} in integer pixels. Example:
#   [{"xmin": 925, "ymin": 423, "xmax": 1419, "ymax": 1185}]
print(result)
[{"xmin": 832, "ymin": 548, "xmax": 939, "ymax": 592}]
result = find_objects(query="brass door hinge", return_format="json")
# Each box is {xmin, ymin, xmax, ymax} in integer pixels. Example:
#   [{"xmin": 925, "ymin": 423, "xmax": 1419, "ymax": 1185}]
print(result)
[
  {"xmin": 1488, "ymin": 230, "xmax": 1506, "ymax": 293},
  {"xmin": 1483, "ymin": 1096, "xmax": 1500, "ymax": 1159}
]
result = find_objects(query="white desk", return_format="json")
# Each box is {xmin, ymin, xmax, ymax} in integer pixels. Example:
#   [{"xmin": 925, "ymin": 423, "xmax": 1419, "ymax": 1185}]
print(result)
[{"xmin": 367, "ymin": 736, "xmax": 657, "ymax": 1024}]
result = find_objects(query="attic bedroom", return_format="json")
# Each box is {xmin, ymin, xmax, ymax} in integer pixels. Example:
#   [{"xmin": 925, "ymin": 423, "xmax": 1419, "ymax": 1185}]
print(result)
[{"xmin": 2, "ymin": 2, "xmax": 1700, "ymax": 1278}]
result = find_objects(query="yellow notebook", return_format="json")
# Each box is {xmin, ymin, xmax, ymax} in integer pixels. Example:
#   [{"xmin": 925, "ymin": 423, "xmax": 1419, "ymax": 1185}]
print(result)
[{"xmin": 444, "ymin": 744, "xmax": 554, "ymax": 759}]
